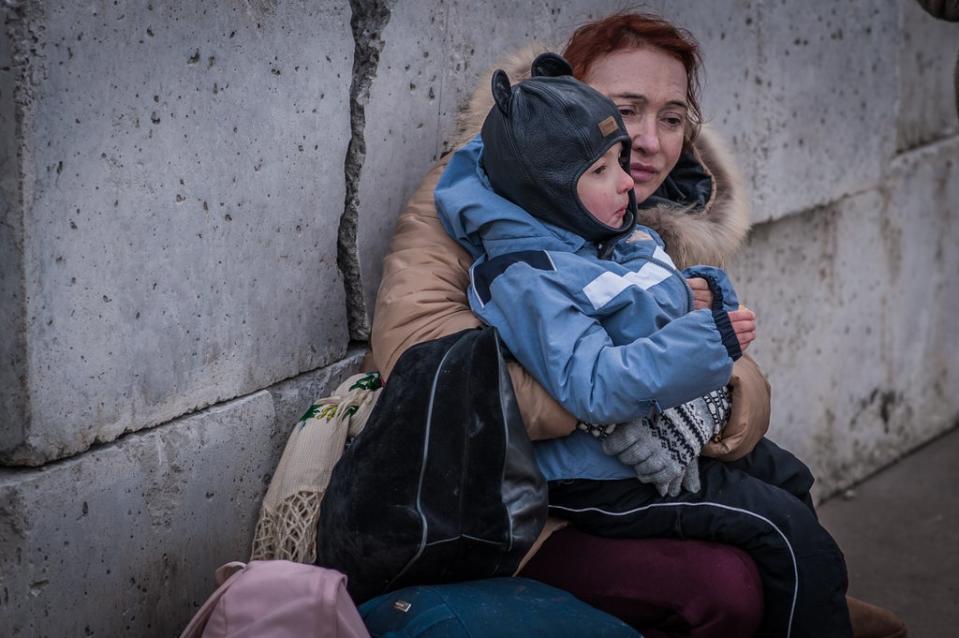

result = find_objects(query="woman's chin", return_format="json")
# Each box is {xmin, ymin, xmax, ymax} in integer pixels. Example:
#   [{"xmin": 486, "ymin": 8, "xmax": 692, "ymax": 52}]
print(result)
[{"xmin": 631, "ymin": 184, "xmax": 656, "ymax": 204}]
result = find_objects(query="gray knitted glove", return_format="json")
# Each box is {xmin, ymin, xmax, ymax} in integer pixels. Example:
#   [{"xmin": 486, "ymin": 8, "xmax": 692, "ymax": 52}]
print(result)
[
  {"xmin": 601, "ymin": 388, "xmax": 731, "ymax": 497},
  {"xmin": 602, "ymin": 417, "xmax": 688, "ymax": 497},
  {"xmin": 681, "ymin": 458, "xmax": 701, "ymax": 494}
]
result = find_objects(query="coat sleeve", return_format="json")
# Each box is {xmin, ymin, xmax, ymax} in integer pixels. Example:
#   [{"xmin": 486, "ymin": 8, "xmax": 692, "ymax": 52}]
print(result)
[
  {"xmin": 369, "ymin": 161, "xmax": 577, "ymax": 440},
  {"xmin": 474, "ymin": 260, "xmax": 739, "ymax": 425},
  {"xmin": 682, "ymin": 265, "xmax": 740, "ymax": 311}
]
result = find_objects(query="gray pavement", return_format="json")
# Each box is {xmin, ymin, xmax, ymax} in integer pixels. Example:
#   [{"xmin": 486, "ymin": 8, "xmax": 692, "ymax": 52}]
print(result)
[{"xmin": 819, "ymin": 427, "xmax": 959, "ymax": 638}]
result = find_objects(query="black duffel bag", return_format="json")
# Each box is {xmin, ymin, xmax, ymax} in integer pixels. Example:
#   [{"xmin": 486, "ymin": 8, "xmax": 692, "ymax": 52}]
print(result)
[{"xmin": 315, "ymin": 327, "xmax": 547, "ymax": 603}]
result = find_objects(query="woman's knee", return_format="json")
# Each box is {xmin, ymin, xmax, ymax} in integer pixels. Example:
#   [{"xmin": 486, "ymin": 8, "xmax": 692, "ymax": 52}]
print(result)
[
  {"xmin": 520, "ymin": 530, "xmax": 764, "ymax": 637},
  {"xmin": 679, "ymin": 542, "xmax": 764, "ymax": 637}
]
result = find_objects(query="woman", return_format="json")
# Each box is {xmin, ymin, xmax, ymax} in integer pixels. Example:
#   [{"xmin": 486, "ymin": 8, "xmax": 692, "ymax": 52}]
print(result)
[{"xmin": 371, "ymin": 12, "xmax": 904, "ymax": 638}]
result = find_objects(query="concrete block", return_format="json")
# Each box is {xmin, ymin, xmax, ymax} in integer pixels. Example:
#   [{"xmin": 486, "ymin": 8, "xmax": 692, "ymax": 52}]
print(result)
[
  {"xmin": 2, "ymin": 2, "xmax": 353, "ymax": 465},
  {"xmin": 751, "ymin": 3, "xmax": 899, "ymax": 222},
  {"xmin": 660, "ymin": 0, "xmax": 765, "ymax": 224},
  {"xmin": 728, "ymin": 135, "xmax": 959, "ymax": 497},
  {"xmin": 662, "ymin": 0, "xmax": 760, "ymax": 144},
  {"xmin": 435, "ymin": 0, "xmax": 607, "ymax": 153},
  {"xmin": 0, "ymin": 349, "xmax": 364, "ymax": 638},
  {"xmin": 669, "ymin": 3, "xmax": 899, "ymax": 223},
  {"xmin": 897, "ymin": 0, "xmax": 959, "ymax": 151},
  {"xmin": 0, "ymin": 392, "xmax": 276, "ymax": 638},
  {"xmin": 355, "ymin": 0, "xmax": 610, "ymax": 326}
]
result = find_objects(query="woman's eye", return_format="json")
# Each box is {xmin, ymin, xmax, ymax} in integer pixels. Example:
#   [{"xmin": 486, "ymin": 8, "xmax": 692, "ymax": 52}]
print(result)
[
  {"xmin": 617, "ymin": 107, "xmax": 636, "ymax": 118},
  {"xmin": 662, "ymin": 116, "xmax": 683, "ymax": 128}
]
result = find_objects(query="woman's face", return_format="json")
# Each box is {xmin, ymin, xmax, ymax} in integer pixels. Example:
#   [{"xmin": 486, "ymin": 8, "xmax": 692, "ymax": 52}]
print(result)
[{"xmin": 583, "ymin": 47, "xmax": 689, "ymax": 204}]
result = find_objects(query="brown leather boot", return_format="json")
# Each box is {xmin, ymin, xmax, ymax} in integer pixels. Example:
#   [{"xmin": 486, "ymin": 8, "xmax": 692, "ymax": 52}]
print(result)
[{"xmin": 847, "ymin": 596, "xmax": 907, "ymax": 638}]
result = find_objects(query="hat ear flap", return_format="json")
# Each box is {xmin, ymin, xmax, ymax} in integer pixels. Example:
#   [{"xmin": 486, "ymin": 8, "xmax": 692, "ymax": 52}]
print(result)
[
  {"xmin": 491, "ymin": 69, "xmax": 512, "ymax": 115},
  {"xmin": 531, "ymin": 52, "xmax": 573, "ymax": 78}
]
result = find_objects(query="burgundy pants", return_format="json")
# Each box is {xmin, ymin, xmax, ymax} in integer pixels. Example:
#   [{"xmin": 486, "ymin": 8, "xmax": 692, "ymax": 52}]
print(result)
[{"xmin": 519, "ymin": 529, "xmax": 763, "ymax": 638}]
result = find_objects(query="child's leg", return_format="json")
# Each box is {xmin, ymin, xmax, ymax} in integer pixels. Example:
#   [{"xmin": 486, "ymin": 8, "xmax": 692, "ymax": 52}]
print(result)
[
  {"xmin": 722, "ymin": 437, "xmax": 816, "ymax": 513},
  {"xmin": 549, "ymin": 467, "xmax": 851, "ymax": 638}
]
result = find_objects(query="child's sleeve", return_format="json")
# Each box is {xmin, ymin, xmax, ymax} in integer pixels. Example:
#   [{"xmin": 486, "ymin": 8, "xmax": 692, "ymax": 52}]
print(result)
[
  {"xmin": 471, "ymin": 257, "xmax": 741, "ymax": 425},
  {"xmin": 682, "ymin": 265, "xmax": 740, "ymax": 311}
]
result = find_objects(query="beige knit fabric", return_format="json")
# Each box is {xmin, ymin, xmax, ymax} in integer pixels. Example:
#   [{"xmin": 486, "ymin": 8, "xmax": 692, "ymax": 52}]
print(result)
[{"xmin": 250, "ymin": 373, "xmax": 382, "ymax": 563}]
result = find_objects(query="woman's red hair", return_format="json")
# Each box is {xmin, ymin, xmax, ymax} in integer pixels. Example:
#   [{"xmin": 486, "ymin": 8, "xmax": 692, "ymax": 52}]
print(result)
[{"xmin": 562, "ymin": 12, "xmax": 704, "ymax": 142}]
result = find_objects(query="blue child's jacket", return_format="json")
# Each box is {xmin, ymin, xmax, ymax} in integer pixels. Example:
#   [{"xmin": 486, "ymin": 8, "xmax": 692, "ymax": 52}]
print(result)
[{"xmin": 435, "ymin": 137, "xmax": 741, "ymax": 480}]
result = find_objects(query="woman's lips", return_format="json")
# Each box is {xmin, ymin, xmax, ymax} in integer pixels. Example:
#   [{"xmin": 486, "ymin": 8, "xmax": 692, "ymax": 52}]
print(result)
[{"xmin": 631, "ymin": 164, "xmax": 658, "ymax": 182}]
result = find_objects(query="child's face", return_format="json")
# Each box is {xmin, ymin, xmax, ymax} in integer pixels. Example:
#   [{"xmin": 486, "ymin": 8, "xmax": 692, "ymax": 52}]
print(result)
[{"xmin": 576, "ymin": 145, "xmax": 635, "ymax": 228}]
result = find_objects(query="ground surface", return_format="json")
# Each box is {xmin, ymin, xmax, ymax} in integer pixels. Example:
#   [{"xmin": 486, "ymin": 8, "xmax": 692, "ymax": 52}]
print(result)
[{"xmin": 819, "ymin": 426, "xmax": 959, "ymax": 637}]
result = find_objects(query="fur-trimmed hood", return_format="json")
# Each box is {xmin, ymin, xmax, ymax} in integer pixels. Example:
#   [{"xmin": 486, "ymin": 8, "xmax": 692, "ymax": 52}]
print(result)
[{"xmin": 453, "ymin": 45, "xmax": 751, "ymax": 269}]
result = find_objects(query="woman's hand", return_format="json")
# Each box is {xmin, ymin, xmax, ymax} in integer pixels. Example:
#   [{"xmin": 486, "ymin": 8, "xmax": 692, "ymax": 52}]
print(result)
[
  {"xmin": 702, "ymin": 354, "xmax": 771, "ymax": 461},
  {"xmin": 686, "ymin": 277, "xmax": 713, "ymax": 310},
  {"xmin": 728, "ymin": 307, "xmax": 756, "ymax": 352}
]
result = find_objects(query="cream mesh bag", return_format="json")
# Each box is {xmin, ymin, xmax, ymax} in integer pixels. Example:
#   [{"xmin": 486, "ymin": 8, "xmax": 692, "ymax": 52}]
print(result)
[{"xmin": 250, "ymin": 372, "xmax": 382, "ymax": 563}]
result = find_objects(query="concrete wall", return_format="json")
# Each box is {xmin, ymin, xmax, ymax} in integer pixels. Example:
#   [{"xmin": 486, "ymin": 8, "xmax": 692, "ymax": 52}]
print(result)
[
  {"xmin": 0, "ymin": 350, "xmax": 363, "ymax": 637},
  {"xmin": 1, "ymin": 1, "xmax": 353, "ymax": 466},
  {"xmin": 732, "ymin": 137, "xmax": 959, "ymax": 495},
  {"xmin": 1, "ymin": 0, "xmax": 957, "ymax": 635},
  {"xmin": 659, "ymin": 1, "xmax": 902, "ymax": 224}
]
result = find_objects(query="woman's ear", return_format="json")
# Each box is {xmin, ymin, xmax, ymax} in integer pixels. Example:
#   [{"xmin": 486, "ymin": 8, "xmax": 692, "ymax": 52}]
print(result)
[
  {"xmin": 491, "ymin": 69, "xmax": 512, "ymax": 115},
  {"xmin": 531, "ymin": 52, "xmax": 573, "ymax": 78}
]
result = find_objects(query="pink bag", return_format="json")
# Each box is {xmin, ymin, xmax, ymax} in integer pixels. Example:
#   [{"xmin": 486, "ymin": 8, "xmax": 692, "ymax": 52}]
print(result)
[{"xmin": 179, "ymin": 560, "xmax": 371, "ymax": 638}]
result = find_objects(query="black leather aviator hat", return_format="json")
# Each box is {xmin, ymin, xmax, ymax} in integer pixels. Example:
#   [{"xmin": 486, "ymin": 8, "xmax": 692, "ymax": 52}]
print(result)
[{"xmin": 481, "ymin": 52, "xmax": 637, "ymax": 248}]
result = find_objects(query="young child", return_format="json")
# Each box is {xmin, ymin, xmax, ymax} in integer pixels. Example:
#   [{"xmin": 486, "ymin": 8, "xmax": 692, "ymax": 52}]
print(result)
[{"xmin": 435, "ymin": 53, "xmax": 852, "ymax": 638}]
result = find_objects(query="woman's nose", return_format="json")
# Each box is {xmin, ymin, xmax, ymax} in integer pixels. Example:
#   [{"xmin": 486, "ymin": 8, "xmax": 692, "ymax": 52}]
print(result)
[{"xmin": 631, "ymin": 120, "xmax": 661, "ymax": 156}]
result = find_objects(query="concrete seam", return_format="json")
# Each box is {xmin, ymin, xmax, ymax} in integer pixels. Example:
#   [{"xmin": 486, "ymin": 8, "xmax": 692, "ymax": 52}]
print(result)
[
  {"xmin": 891, "ymin": 2, "xmax": 908, "ymax": 157},
  {"xmin": 750, "ymin": 129, "xmax": 959, "ymax": 230},
  {"xmin": 0, "ymin": 348, "xmax": 367, "ymax": 476},
  {"xmin": 337, "ymin": 0, "xmax": 393, "ymax": 341},
  {"xmin": 0, "ymin": 389, "xmax": 271, "ymax": 479},
  {"xmin": 889, "ymin": 131, "xmax": 959, "ymax": 166},
  {"xmin": 435, "ymin": 2, "xmax": 450, "ymax": 160},
  {"xmin": 819, "ymin": 421, "xmax": 959, "ymax": 504},
  {"xmin": 0, "ymin": 3, "xmax": 43, "ymax": 461},
  {"xmin": 752, "ymin": 0, "xmax": 771, "ymax": 206}
]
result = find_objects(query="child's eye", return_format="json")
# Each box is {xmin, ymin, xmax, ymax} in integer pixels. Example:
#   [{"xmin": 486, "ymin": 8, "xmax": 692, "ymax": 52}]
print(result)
[{"xmin": 592, "ymin": 165, "xmax": 607, "ymax": 175}]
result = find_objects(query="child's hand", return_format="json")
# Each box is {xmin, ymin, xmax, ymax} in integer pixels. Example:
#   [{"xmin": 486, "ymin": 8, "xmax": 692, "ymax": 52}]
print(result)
[
  {"xmin": 686, "ymin": 277, "xmax": 713, "ymax": 310},
  {"xmin": 728, "ymin": 307, "xmax": 756, "ymax": 352},
  {"xmin": 602, "ymin": 419, "xmax": 687, "ymax": 497}
]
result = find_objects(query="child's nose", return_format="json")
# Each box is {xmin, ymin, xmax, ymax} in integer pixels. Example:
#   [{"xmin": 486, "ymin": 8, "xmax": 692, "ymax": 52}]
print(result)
[{"xmin": 618, "ymin": 167, "xmax": 635, "ymax": 193}]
